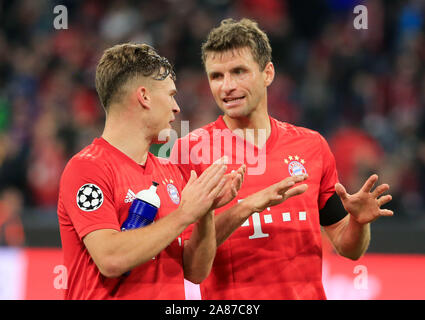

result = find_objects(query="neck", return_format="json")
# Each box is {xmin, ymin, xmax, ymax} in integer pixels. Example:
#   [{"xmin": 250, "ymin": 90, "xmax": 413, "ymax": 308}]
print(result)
[
  {"xmin": 222, "ymin": 107, "xmax": 271, "ymax": 148},
  {"xmin": 101, "ymin": 113, "xmax": 151, "ymax": 165}
]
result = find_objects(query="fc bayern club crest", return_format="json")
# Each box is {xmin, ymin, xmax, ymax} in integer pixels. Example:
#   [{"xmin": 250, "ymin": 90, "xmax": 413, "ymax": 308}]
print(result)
[
  {"xmin": 284, "ymin": 155, "xmax": 307, "ymax": 176},
  {"xmin": 167, "ymin": 183, "xmax": 180, "ymax": 205}
]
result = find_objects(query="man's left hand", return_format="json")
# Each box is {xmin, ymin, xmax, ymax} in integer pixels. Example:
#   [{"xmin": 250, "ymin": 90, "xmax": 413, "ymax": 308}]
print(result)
[{"xmin": 335, "ymin": 174, "xmax": 393, "ymax": 225}]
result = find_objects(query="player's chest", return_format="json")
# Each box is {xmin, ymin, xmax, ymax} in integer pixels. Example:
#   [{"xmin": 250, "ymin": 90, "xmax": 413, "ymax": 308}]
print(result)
[
  {"xmin": 228, "ymin": 147, "xmax": 323, "ymax": 240},
  {"xmin": 224, "ymin": 144, "xmax": 323, "ymax": 199},
  {"xmin": 112, "ymin": 169, "xmax": 182, "ymax": 223}
]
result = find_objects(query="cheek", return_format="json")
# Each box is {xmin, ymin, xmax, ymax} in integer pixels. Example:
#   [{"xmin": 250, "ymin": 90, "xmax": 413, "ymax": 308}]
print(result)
[
  {"xmin": 244, "ymin": 74, "xmax": 259, "ymax": 90},
  {"xmin": 249, "ymin": 77, "xmax": 264, "ymax": 96},
  {"xmin": 209, "ymin": 84, "xmax": 221, "ymax": 100}
]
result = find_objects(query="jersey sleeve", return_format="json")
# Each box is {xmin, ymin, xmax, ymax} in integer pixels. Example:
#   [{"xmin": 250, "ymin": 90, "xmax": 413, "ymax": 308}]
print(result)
[
  {"xmin": 318, "ymin": 134, "xmax": 339, "ymax": 210},
  {"xmin": 59, "ymin": 158, "xmax": 120, "ymax": 240}
]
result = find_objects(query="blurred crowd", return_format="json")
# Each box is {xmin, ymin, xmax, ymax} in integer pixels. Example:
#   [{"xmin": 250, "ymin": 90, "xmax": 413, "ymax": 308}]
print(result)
[{"xmin": 0, "ymin": 0, "xmax": 424, "ymax": 246}]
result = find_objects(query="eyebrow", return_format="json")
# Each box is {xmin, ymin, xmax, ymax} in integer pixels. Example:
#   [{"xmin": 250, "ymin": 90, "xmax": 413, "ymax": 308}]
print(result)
[
  {"xmin": 170, "ymin": 88, "xmax": 177, "ymax": 95},
  {"xmin": 208, "ymin": 65, "xmax": 247, "ymax": 76},
  {"xmin": 230, "ymin": 65, "xmax": 247, "ymax": 71},
  {"xmin": 208, "ymin": 71, "xmax": 221, "ymax": 78}
]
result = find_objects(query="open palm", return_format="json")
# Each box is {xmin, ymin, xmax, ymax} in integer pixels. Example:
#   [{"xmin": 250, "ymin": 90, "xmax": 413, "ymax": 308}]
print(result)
[{"xmin": 335, "ymin": 174, "xmax": 393, "ymax": 225}]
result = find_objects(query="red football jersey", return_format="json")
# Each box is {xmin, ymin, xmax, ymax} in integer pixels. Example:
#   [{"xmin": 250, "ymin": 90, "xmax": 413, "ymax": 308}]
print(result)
[
  {"xmin": 170, "ymin": 116, "xmax": 339, "ymax": 299},
  {"xmin": 57, "ymin": 138, "xmax": 186, "ymax": 299}
]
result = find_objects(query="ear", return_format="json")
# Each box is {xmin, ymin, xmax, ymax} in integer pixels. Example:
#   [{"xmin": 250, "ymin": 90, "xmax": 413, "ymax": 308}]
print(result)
[
  {"xmin": 263, "ymin": 62, "xmax": 275, "ymax": 87},
  {"xmin": 136, "ymin": 86, "xmax": 151, "ymax": 110}
]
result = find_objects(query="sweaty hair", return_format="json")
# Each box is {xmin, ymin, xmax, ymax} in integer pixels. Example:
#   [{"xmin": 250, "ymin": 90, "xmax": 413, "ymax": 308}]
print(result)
[
  {"xmin": 95, "ymin": 43, "xmax": 176, "ymax": 111},
  {"xmin": 201, "ymin": 18, "xmax": 272, "ymax": 71}
]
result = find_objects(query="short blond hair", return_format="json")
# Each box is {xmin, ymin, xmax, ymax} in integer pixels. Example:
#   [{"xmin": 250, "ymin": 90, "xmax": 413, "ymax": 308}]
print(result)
[
  {"xmin": 95, "ymin": 43, "xmax": 175, "ymax": 110},
  {"xmin": 201, "ymin": 18, "xmax": 272, "ymax": 70}
]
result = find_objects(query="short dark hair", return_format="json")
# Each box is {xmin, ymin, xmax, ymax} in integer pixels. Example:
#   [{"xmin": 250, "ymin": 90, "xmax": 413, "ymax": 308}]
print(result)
[
  {"xmin": 95, "ymin": 43, "xmax": 176, "ymax": 110},
  {"xmin": 201, "ymin": 18, "xmax": 272, "ymax": 70}
]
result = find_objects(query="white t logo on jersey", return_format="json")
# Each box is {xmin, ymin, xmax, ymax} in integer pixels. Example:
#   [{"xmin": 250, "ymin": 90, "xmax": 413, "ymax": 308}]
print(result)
[{"xmin": 239, "ymin": 200, "xmax": 308, "ymax": 239}]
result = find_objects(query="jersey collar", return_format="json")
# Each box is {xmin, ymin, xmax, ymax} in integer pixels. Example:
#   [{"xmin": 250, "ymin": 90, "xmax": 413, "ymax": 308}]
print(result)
[
  {"xmin": 214, "ymin": 115, "xmax": 278, "ymax": 154},
  {"xmin": 93, "ymin": 138, "xmax": 154, "ymax": 174}
]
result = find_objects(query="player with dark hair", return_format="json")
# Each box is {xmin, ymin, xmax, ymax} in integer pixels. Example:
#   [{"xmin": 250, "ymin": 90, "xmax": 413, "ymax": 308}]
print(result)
[{"xmin": 170, "ymin": 18, "xmax": 394, "ymax": 299}]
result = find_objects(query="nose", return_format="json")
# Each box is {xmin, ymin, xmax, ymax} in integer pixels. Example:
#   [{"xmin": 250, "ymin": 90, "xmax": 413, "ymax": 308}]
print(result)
[
  {"xmin": 172, "ymin": 100, "xmax": 180, "ymax": 115},
  {"xmin": 221, "ymin": 73, "xmax": 236, "ymax": 93}
]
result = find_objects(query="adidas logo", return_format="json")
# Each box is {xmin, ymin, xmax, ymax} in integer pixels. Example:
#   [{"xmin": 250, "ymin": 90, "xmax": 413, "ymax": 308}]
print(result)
[{"xmin": 124, "ymin": 189, "xmax": 136, "ymax": 203}]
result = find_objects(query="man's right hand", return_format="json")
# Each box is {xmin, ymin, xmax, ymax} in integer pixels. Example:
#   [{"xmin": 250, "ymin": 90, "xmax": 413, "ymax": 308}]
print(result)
[
  {"xmin": 179, "ymin": 157, "xmax": 228, "ymax": 223},
  {"xmin": 243, "ymin": 174, "xmax": 308, "ymax": 213}
]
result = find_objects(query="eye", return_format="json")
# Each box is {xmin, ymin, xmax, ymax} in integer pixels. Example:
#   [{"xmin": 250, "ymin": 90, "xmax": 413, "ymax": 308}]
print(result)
[
  {"xmin": 210, "ymin": 73, "xmax": 223, "ymax": 80},
  {"xmin": 233, "ymin": 68, "xmax": 245, "ymax": 75}
]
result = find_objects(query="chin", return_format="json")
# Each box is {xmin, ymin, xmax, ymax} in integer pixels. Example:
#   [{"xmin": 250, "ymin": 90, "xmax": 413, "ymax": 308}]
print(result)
[
  {"xmin": 153, "ymin": 126, "xmax": 172, "ymax": 144},
  {"xmin": 224, "ymin": 107, "xmax": 250, "ymax": 119},
  {"xmin": 153, "ymin": 135, "xmax": 170, "ymax": 144}
]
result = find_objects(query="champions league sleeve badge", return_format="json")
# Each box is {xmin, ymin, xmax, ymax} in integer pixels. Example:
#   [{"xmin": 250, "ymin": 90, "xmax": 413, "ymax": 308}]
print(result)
[
  {"xmin": 284, "ymin": 155, "xmax": 307, "ymax": 176},
  {"xmin": 76, "ymin": 183, "xmax": 104, "ymax": 211}
]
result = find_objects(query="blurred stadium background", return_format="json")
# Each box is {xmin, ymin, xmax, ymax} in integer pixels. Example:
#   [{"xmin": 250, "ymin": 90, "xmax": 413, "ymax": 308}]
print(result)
[{"xmin": 0, "ymin": 0, "xmax": 424, "ymax": 299}]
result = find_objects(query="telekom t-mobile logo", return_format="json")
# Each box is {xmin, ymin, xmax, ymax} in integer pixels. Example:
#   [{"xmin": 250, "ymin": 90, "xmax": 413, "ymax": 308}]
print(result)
[{"xmin": 238, "ymin": 199, "xmax": 307, "ymax": 239}]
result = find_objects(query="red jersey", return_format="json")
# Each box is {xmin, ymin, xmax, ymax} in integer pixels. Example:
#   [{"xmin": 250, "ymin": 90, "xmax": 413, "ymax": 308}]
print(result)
[
  {"xmin": 57, "ymin": 138, "xmax": 186, "ymax": 299},
  {"xmin": 170, "ymin": 116, "xmax": 339, "ymax": 300}
]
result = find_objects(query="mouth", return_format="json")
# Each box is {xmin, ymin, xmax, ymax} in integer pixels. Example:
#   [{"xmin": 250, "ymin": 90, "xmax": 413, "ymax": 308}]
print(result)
[{"xmin": 222, "ymin": 96, "xmax": 245, "ymax": 108}]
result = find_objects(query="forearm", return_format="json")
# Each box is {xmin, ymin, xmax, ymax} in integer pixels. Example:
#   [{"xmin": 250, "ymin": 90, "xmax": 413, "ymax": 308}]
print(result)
[
  {"xmin": 183, "ymin": 210, "xmax": 216, "ymax": 283},
  {"xmin": 85, "ymin": 207, "xmax": 191, "ymax": 277},
  {"xmin": 333, "ymin": 215, "xmax": 371, "ymax": 260},
  {"xmin": 215, "ymin": 200, "xmax": 253, "ymax": 247},
  {"xmin": 214, "ymin": 175, "xmax": 308, "ymax": 246}
]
